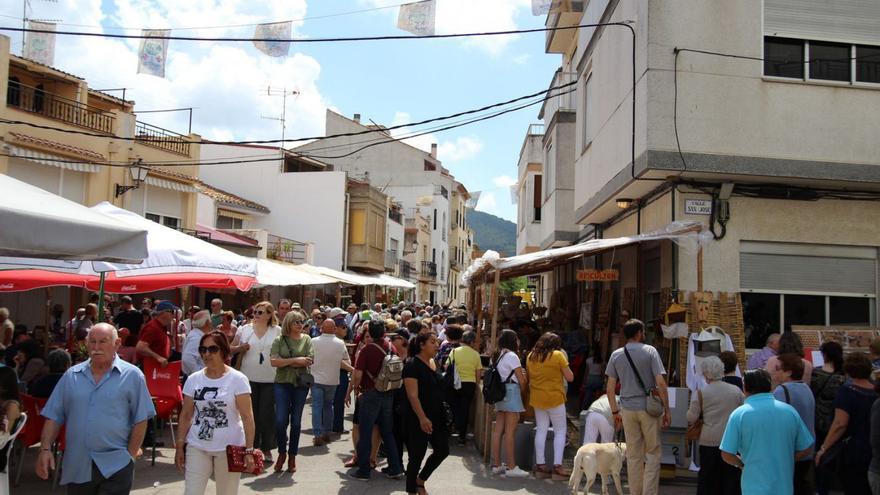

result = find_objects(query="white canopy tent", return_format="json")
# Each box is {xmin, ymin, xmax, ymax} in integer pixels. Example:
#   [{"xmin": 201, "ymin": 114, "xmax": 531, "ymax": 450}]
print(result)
[
  {"xmin": 0, "ymin": 174, "xmax": 148, "ymax": 262},
  {"xmin": 255, "ymin": 259, "xmax": 339, "ymax": 287}
]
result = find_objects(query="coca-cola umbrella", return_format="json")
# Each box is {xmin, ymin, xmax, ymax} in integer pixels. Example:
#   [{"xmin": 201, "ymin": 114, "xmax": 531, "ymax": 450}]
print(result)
[{"xmin": 0, "ymin": 202, "xmax": 258, "ymax": 294}]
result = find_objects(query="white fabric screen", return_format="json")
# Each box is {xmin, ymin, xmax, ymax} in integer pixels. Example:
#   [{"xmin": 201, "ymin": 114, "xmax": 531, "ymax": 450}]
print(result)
[{"xmin": 765, "ymin": 0, "xmax": 880, "ymax": 45}]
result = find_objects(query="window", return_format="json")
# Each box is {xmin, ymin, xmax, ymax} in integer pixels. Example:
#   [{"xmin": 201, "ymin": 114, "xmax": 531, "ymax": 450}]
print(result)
[
  {"xmin": 742, "ymin": 293, "xmax": 781, "ymax": 348},
  {"xmin": 350, "ymin": 209, "xmax": 366, "ymax": 245},
  {"xmin": 784, "ymin": 294, "xmax": 825, "ymax": 329},
  {"xmin": 809, "ymin": 41, "xmax": 850, "ymax": 81},
  {"xmin": 533, "ymin": 175, "xmax": 542, "ymax": 223},
  {"xmin": 433, "ymin": 209, "xmax": 437, "ymax": 230},
  {"xmin": 146, "ymin": 213, "xmax": 181, "ymax": 230},
  {"xmin": 856, "ymin": 45, "xmax": 880, "ymax": 83},
  {"xmin": 424, "ymin": 160, "xmax": 436, "ymax": 171},
  {"xmin": 7, "ymin": 77, "xmax": 20, "ymax": 107},
  {"xmin": 544, "ymin": 139, "xmax": 554, "ymax": 201},
  {"xmin": 283, "ymin": 157, "xmax": 323, "ymax": 173},
  {"xmin": 581, "ymin": 74, "xmax": 592, "ymax": 150},
  {"xmin": 830, "ymin": 296, "xmax": 872, "ymax": 326},
  {"xmin": 216, "ymin": 215, "xmax": 243, "ymax": 230},
  {"xmin": 764, "ymin": 37, "xmax": 805, "ymax": 78}
]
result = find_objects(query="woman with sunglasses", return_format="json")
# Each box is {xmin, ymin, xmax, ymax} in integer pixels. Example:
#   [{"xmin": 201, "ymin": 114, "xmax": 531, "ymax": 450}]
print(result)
[
  {"xmin": 270, "ymin": 310, "xmax": 314, "ymax": 473},
  {"xmin": 176, "ymin": 331, "xmax": 255, "ymax": 495},
  {"xmin": 230, "ymin": 301, "xmax": 280, "ymax": 464}
]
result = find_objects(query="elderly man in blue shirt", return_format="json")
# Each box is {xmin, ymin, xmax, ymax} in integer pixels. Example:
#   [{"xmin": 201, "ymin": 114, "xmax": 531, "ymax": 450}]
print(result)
[
  {"xmin": 36, "ymin": 322, "xmax": 155, "ymax": 494},
  {"xmin": 720, "ymin": 368, "xmax": 813, "ymax": 495}
]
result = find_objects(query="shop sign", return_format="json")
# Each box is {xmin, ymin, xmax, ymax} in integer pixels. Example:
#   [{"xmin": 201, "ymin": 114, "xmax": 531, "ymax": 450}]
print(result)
[
  {"xmin": 685, "ymin": 199, "xmax": 712, "ymax": 216},
  {"xmin": 576, "ymin": 269, "xmax": 619, "ymax": 282}
]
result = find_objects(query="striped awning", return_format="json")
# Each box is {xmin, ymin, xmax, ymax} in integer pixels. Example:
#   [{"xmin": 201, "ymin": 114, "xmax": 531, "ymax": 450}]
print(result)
[
  {"xmin": 145, "ymin": 174, "xmax": 198, "ymax": 193},
  {"xmin": 7, "ymin": 145, "xmax": 103, "ymax": 173}
]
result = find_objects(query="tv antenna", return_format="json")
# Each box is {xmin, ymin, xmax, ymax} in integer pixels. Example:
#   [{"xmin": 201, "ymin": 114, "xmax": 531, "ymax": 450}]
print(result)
[{"xmin": 261, "ymin": 86, "xmax": 300, "ymax": 149}]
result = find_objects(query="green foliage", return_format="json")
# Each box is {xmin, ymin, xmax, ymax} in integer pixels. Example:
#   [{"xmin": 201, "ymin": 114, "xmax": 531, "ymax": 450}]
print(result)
[
  {"xmin": 466, "ymin": 210, "xmax": 516, "ymax": 257},
  {"xmin": 499, "ymin": 276, "xmax": 527, "ymax": 296}
]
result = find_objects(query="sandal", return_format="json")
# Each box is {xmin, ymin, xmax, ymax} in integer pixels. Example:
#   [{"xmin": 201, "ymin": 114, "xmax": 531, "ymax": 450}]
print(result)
[
  {"xmin": 534, "ymin": 463, "xmax": 551, "ymax": 479},
  {"xmin": 551, "ymin": 465, "xmax": 570, "ymax": 481},
  {"xmin": 274, "ymin": 453, "xmax": 287, "ymax": 473},
  {"xmin": 288, "ymin": 455, "xmax": 296, "ymax": 473},
  {"xmin": 417, "ymin": 479, "xmax": 428, "ymax": 495}
]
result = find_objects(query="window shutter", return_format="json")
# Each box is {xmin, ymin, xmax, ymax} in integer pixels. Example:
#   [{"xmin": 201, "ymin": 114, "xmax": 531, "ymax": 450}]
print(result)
[
  {"xmin": 740, "ymin": 253, "xmax": 876, "ymax": 295},
  {"xmin": 765, "ymin": 0, "xmax": 880, "ymax": 45}
]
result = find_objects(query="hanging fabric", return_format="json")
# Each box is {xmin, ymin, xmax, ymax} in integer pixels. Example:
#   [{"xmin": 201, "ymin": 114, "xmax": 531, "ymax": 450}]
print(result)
[
  {"xmin": 137, "ymin": 29, "xmax": 170, "ymax": 78},
  {"xmin": 24, "ymin": 21, "xmax": 56, "ymax": 65},
  {"xmin": 465, "ymin": 191, "xmax": 481, "ymax": 209},
  {"xmin": 253, "ymin": 21, "xmax": 292, "ymax": 57},
  {"xmin": 531, "ymin": 0, "xmax": 574, "ymax": 16},
  {"xmin": 685, "ymin": 327, "xmax": 739, "ymax": 391},
  {"xmin": 397, "ymin": 0, "xmax": 436, "ymax": 36}
]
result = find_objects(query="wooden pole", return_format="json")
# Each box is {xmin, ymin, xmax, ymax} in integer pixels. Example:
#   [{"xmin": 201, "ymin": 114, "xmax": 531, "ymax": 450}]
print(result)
[
  {"xmin": 488, "ymin": 269, "xmax": 501, "ymax": 356},
  {"xmin": 697, "ymin": 244, "xmax": 704, "ymax": 292}
]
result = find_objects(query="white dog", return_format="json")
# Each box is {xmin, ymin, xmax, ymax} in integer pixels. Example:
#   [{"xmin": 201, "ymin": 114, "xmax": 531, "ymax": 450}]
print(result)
[{"xmin": 569, "ymin": 442, "xmax": 627, "ymax": 495}]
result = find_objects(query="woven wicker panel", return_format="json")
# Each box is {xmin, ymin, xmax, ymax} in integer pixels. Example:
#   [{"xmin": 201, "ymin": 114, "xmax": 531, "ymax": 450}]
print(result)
[
  {"xmin": 677, "ymin": 291, "xmax": 748, "ymax": 383},
  {"xmin": 793, "ymin": 330, "xmax": 822, "ymax": 349}
]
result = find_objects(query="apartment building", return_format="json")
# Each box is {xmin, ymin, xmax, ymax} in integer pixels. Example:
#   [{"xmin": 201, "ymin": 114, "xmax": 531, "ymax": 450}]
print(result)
[{"xmin": 524, "ymin": 0, "xmax": 880, "ymax": 348}]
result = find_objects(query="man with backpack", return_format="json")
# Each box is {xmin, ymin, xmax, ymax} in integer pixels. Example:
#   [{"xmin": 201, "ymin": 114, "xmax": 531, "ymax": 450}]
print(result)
[{"xmin": 349, "ymin": 320, "xmax": 405, "ymax": 481}]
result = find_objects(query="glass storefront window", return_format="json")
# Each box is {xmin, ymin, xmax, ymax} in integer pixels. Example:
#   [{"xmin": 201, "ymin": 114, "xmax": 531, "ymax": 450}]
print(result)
[
  {"xmin": 830, "ymin": 297, "xmax": 871, "ymax": 326},
  {"xmin": 743, "ymin": 293, "xmax": 780, "ymax": 348},
  {"xmin": 784, "ymin": 294, "xmax": 826, "ymax": 331}
]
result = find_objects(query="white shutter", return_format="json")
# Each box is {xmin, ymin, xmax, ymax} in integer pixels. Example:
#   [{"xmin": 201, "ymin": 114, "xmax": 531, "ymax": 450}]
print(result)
[
  {"xmin": 765, "ymin": 0, "xmax": 880, "ymax": 45},
  {"xmin": 740, "ymin": 252, "xmax": 876, "ymax": 295}
]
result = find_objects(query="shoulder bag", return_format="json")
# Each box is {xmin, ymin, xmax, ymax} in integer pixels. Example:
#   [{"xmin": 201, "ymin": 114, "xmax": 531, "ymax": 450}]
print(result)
[
  {"xmin": 283, "ymin": 336, "xmax": 313, "ymax": 388},
  {"xmin": 685, "ymin": 390, "xmax": 703, "ymax": 441},
  {"xmin": 623, "ymin": 346, "xmax": 665, "ymax": 417}
]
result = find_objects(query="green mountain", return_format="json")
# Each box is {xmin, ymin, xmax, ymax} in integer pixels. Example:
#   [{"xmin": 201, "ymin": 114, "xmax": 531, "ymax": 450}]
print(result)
[{"xmin": 466, "ymin": 210, "xmax": 517, "ymax": 257}]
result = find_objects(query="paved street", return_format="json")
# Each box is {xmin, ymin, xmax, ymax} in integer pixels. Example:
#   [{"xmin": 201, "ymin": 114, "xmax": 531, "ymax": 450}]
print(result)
[{"xmin": 14, "ymin": 403, "xmax": 698, "ymax": 495}]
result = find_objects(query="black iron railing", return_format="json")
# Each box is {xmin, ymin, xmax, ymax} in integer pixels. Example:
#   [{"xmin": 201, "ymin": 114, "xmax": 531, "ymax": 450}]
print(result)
[
  {"xmin": 421, "ymin": 261, "xmax": 437, "ymax": 280},
  {"xmin": 388, "ymin": 208, "xmax": 403, "ymax": 224},
  {"xmin": 7, "ymin": 82, "xmax": 115, "ymax": 133},
  {"xmin": 399, "ymin": 260, "xmax": 416, "ymax": 280},
  {"xmin": 135, "ymin": 121, "xmax": 191, "ymax": 156}
]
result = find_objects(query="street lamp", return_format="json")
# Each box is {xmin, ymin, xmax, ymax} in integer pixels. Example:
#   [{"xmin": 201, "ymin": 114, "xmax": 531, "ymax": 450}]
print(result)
[
  {"xmin": 616, "ymin": 198, "xmax": 634, "ymax": 209},
  {"xmin": 115, "ymin": 159, "xmax": 150, "ymax": 198}
]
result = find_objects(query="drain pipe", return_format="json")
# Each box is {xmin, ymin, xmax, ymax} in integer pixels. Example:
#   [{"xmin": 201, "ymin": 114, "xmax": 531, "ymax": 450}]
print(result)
[{"xmin": 343, "ymin": 192, "xmax": 350, "ymax": 271}]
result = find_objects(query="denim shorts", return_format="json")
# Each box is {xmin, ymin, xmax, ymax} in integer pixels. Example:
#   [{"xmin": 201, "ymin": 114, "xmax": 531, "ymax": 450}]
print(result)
[{"xmin": 495, "ymin": 382, "xmax": 525, "ymax": 413}]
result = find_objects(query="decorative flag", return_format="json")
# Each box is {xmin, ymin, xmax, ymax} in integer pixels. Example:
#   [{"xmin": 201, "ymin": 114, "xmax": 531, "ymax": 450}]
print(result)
[
  {"xmin": 531, "ymin": 0, "xmax": 573, "ymax": 15},
  {"xmin": 397, "ymin": 0, "xmax": 435, "ymax": 36},
  {"xmin": 24, "ymin": 21, "xmax": 56, "ymax": 65},
  {"xmin": 465, "ymin": 191, "xmax": 481, "ymax": 209},
  {"xmin": 137, "ymin": 29, "xmax": 170, "ymax": 78},
  {"xmin": 253, "ymin": 21, "xmax": 292, "ymax": 57}
]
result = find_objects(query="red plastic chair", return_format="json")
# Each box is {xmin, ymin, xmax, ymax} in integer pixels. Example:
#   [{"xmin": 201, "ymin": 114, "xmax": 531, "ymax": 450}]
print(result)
[
  {"xmin": 15, "ymin": 395, "xmax": 45, "ymax": 486},
  {"xmin": 143, "ymin": 360, "xmax": 183, "ymax": 466}
]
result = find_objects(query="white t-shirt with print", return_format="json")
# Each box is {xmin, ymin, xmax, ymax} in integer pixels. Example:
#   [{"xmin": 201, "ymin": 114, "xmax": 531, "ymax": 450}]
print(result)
[
  {"xmin": 235, "ymin": 324, "xmax": 281, "ymax": 383},
  {"xmin": 183, "ymin": 368, "xmax": 252, "ymax": 452},
  {"xmin": 495, "ymin": 351, "xmax": 522, "ymax": 384}
]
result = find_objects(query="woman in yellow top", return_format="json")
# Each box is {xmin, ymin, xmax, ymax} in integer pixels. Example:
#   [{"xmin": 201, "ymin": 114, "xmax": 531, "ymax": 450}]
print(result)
[{"xmin": 526, "ymin": 332, "xmax": 574, "ymax": 480}]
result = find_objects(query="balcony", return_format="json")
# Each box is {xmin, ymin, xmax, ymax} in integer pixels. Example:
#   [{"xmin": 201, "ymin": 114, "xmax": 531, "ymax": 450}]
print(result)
[
  {"xmin": 528, "ymin": 123, "xmax": 546, "ymax": 136},
  {"xmin": 266, "ymin": 233, "xmax": 311, "ymax": 264},
  {"xmin": 545, "ymin": 0, "xmax": 585, "ymax": 54},
  {"xmin": 385, "ymin": 250, "xmax": 398, "ymax": 271},
  {"xmin": 399, "ymin": 260, "xmax": 416, "ymax": 281},
  {"xmin": 388, "ymin": 208, "xmax": 403, "ymax": 224},
  {"xmin": 135, "ymin": 121, "xmax": 191, "ymax": 156},
  {"xmin": 7, "ymin": 82, "xmax": 115, "ymax": 133},
  {"xmin": 539, "ymin": 71, "xmax": 577, "ymax": 122},
  {"xmin": 421, "ymin": 261, "xmax": 437, "ymax": 281}
]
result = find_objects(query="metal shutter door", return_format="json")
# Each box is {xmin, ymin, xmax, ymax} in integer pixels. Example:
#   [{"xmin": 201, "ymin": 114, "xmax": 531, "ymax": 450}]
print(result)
[
  {"xmin": 765, "ymin": 0, "xmax": 880, "ymax": 45},
  {"xmin": 740, "ymin": 253, "xmax": 876, "ymax": 295}
]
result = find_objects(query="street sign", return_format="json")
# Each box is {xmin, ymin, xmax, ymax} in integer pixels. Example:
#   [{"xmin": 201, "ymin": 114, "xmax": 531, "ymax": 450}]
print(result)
[
  {"xmin": 685, "ymin": 199, "xmax": 712, "ymax": 216},
  {"xmin": 576, "ymin": 269, "xmax": 619, "ymax": 282}
]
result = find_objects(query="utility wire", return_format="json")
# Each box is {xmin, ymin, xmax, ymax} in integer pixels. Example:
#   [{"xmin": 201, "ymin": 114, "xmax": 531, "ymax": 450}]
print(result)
[{"xmin": 0, "ymin": 21, "xmax": 633, "ymax": 44}]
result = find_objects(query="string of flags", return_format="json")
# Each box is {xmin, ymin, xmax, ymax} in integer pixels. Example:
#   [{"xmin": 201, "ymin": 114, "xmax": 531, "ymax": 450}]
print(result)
[{"xmin": 22, "ymin": 0, "xmax": 577, "ymax": 79}]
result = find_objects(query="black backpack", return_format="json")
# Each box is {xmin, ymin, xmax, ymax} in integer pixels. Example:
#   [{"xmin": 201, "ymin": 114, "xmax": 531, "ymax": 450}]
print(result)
[{"xmin": 482, "ymin": 352, "xmax": 516, "ymax": 404}]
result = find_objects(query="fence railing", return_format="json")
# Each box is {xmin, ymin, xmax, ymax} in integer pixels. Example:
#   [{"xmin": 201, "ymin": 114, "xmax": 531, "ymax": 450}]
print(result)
[
  {"xmin": 542, "ymin": 71, "xmax": 577, "ymax": 119},
  {"xmin": 7, "ymin": 82, "xmax": 115, "ymax": 133},
  {"xmin": 421, "ymin": 261, "xmax": 437, "ymax": 280},
  {"xmin": 399, "ymin": 260, "xmax": 416, "ymax": 281},
  {"xmin": 266, "ymin": 234, "xmax": 310, "ymax": 264},
  {"xmin": 135, "ymin": 120, "xmax": 191, "ymax": 156},
  {"xmin": 385, "ymin": 250, "xmax": 398, "ymax": 270}
]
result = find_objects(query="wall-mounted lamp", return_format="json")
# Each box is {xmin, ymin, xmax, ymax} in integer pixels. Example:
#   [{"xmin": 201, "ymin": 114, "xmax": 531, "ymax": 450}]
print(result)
[
  {"xmin": 616, "ymin": 198, "xmax": 634, "ymax": 209},
  {"xmin": 115, "ymin": 159, "xmax": 150, "ymax": 198}
]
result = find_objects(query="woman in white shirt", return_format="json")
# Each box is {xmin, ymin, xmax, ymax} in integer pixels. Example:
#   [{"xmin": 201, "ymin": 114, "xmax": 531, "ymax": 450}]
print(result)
[
  {"xmin": 489, "ymin": 329, "xmax": 529, "ymax": 478},
  {"xmin": 176, "ymin": 331, "xmax": 256, "ymax": 495},
  {"xmin": 230, "ymin": 301, "xmax": 280, "ymax": 462}
]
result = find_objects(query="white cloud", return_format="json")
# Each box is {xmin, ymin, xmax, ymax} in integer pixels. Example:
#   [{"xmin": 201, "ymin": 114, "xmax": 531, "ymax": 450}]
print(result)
[
  {"xmin": 388, "ymin": 111, "xmax": 483, "ymax": 164},
  {"xmin": 512, "ymin": 53, "xmax": 531, "ymax": 65},
  {"xmin": 492, "ymin": 174, "xmax": 517, "ymax": 188},
  {"xmin": 4, "ymin": 0, "xmax": 328, "ymax": 143},
  {"xmin": 363, "ymin": 0, "xmax": 533, "ymax": 55},
  {"xmin": 475, "ymin": 191, "xmax": 497, "ymax": 213}
]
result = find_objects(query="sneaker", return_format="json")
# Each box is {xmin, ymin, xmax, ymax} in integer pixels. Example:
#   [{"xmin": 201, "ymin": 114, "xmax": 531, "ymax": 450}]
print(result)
[
  {"xmin": 490, "ymin": 464, "xmax": 507, "ymax": 475},
  {"xmin": 348, "ymin": 471, "xmax": 371, "ymax": 482},
  {"xmin": 503, "ymin": 466, "xmax": 530, "ymax": 478},
  {"xmin": 381, "ymin": 468, "xmax": 404, "ymax": 480}
]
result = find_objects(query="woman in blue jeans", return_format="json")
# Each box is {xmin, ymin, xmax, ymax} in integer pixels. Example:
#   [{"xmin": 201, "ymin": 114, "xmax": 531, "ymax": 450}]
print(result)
[{"xmin": 270, "ymin": 310, "xmax": 313, "ymax": 474}]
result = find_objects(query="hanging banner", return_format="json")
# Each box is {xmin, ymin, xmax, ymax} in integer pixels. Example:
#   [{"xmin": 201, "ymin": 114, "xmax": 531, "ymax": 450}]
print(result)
[
  {"xmin": 24, "ymin": 21, "xmax": 56, "ymax": 65},
  {"xmin": 253, "ymin": 21, "xmax": 292, "ymax": 57},
  {"xmin": 576, "ymin": 269, "xmax": 620, "ymax": 282},
  {"xmin": 137, "ymin": 29, "xmax": 170, "ymax": 78},
  {"xmin": 397, "ymin": 0, "xmax": 436, "ymax": 36},
  {"xmin": 531, "ymin": 0, "xmax": 574, "ymax": 15},
  {"xmin": 465, "ymin": 191, "xmax": 482, "ymax": 209}
]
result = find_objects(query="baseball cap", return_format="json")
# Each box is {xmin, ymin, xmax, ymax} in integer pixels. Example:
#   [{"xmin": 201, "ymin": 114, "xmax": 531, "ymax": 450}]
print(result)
[
  {"xmin": 155, "ymin": 300, "xmax": 179, "ymax": 313},
  {"xmin": 291, "ymin": 302, "xmax": 302, "ymax": 309},
  {"xmin": 327, "ymin": 307, "xmax": 345, "ymax": 319},
  {"xmin": 360, "ymin": 310, "xmax": 372, "ymax": 321}
]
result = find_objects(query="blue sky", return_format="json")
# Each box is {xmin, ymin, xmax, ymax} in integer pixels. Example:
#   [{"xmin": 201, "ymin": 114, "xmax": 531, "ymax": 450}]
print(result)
[{"xmin": 1, "ymin": 0, "xmax": 561, "ymax": 221}]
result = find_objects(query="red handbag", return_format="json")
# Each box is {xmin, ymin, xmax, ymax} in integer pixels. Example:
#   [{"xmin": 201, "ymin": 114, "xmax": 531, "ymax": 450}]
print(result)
[{"xmin": 225, "ymin": 445, "xmax": 264, "ymax": 474}]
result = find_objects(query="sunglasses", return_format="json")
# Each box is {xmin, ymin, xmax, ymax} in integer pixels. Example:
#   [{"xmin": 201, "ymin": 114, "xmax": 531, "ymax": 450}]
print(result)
[
  {"xmin": 254, "ymin": 310, "xmax": 266, "ymax": 315},
  {"xmin": 198, "ymin": 345, "xmax": 221, "ymax": 355}
]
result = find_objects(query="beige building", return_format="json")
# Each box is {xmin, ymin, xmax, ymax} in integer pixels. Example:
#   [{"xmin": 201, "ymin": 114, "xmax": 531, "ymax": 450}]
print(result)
[
  {"xmin": 448, "ymin": 182, "xmax": 474, "ymax": 306},
  {"xmin": 516, "ymin": 0, "xmax": 880, "ymax": 349}
]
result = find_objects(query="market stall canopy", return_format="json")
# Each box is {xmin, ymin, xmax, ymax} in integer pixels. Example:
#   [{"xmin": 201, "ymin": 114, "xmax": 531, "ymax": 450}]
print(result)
[
  {"xmin": 256, "ymin": 259, "xmax": 339, "ymax": 287},
  {"xmin": 0, "ymin": 202, "xmax": 258, "ymax": 293},
  {"xmin": 461, "ymin": 221, "xmax": 708, "ymax": 286},
  {"xmin": 293, "ymin": 264, "xmax": 415, "ymax": 289},
  {"xmin": 0, "ymin": 174, "xmax": 148, "ymax": 263}
]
